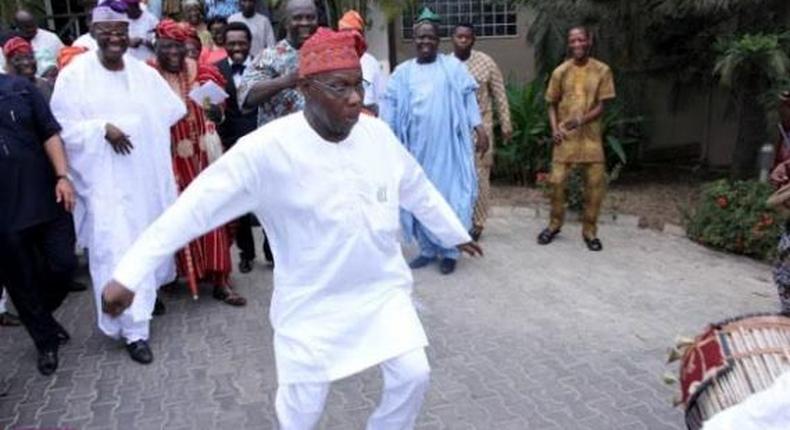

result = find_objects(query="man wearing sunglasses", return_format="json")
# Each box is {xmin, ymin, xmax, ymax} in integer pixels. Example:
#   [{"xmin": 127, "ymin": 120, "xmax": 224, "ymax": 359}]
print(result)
[
  {"xmin": 101, "ymin": 28, "xmax": 482, "ymax": 429},
  {"xmin": 50, "ymin": 1, "xmax": 187, "ymax": 365}
]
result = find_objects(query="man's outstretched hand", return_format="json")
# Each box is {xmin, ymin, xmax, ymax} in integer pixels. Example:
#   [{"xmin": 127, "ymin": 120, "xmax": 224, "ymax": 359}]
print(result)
[
  {"xmin": 102, "ymin": 281, "xmax": 135, "ymax": 317},
  {"xmin": 457, "ymin": 241, "xmax": 484, "ymax": 257}
]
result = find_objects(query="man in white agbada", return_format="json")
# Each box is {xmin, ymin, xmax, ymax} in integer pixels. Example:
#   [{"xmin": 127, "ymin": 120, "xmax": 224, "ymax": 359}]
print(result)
[
  {"xmin": 13, "ymin": 9, "xmax": 63, "ymax": 76},
  {"xmin": 337, "ymin": 10, "xmax": 387, "ymax": 116},
  {"xmin": 50, "ymin": 3, "xmax": 186, "ymax": 365},
  {"xmin": 125, "ymin": 0, "xmax": 159, "ymax": 61},
  {"xmin": 101, "ymin": 28, "xmax": 482, "ymax": 429}
]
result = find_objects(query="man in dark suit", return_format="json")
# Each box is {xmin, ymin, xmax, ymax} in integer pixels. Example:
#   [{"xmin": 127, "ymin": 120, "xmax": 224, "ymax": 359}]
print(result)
[{"xmin": 215, "ymin": 21, "xmax": 272, "ymax": 273}]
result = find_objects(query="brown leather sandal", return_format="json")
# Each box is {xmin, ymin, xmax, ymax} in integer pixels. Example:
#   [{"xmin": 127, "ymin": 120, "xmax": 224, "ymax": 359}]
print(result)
[{"xmin": 212, "ymin": 287, "xmax": 247, "ymax": 307}]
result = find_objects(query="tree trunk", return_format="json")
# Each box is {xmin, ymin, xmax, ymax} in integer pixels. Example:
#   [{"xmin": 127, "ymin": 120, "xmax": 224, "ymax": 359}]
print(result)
[{"xmin": 730, "ymin": 81, "xmax": 769, "ymax": 179}]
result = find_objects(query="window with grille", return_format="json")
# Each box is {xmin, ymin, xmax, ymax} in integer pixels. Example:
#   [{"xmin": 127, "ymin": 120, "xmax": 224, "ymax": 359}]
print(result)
[{"xmin": 402, "ymin": 1, "xmax": 518, "ymax": 39}]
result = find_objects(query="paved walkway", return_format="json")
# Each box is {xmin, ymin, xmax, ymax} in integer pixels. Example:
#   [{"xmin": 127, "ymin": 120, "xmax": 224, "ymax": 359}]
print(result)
[{"xmin": 0, "ymin": 209, "xmax": 778, "ymax": 429}]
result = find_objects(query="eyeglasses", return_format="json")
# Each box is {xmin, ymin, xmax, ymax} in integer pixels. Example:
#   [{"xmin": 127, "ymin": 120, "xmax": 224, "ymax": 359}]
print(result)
[{"xmin": 308, "ymin": 78, "xmax": 368, "ymax": 98}]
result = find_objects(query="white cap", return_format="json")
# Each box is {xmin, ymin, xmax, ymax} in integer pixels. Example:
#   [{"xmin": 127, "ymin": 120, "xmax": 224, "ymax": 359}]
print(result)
[{"xmin": 92, "ymin": 5, "xmax": 130, "ymax": 24}]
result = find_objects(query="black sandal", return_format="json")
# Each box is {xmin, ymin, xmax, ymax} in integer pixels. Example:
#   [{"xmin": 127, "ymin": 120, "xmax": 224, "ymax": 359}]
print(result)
[
  {"xmin": 584, "ymin": 237, "xmax": 603, "ymax": 251},
  {"xmin": 537, "ymin": 228, "xmax": 560, "ymax": 245}
]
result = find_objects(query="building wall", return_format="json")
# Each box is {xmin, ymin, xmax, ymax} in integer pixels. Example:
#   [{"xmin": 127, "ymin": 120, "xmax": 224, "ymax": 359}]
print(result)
[
  {"xmin": 391, "ymin": 8, "xmax": 535, "ymax": 83},
  {"xmin": 639, "ymin": 78, "xmax": 738, "ymax": 167}
]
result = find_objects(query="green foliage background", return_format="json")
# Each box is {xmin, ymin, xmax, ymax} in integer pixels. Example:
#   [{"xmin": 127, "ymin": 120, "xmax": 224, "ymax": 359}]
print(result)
[{"xmin": 685, "ymin": 179, "xmax": 781, "ymax": 259}]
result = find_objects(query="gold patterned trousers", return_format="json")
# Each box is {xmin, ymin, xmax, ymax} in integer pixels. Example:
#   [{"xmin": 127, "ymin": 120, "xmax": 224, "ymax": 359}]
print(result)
[
  {"xmin": 473, "ymin": 163, "xmax": 491, "ymax": 229},
  {"xmin": 548, "ymin": 162, "xmax": 606, "ymax": 239},
  {"xmin": 472, "ymin": 126, "xmax": 495, "ymax": 230}
]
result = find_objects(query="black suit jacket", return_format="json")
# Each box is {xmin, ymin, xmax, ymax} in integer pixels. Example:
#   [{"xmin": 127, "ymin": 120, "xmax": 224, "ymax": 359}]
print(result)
[{"xmin": 215, "ymin": 59, "xmax": 258, "ymax": 149}]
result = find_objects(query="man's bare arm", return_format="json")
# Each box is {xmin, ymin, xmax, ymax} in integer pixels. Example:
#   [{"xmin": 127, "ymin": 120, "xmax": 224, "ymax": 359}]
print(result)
[{"xmin": 243, "ymin": 72, "xmax": 298, "ymax": 109}]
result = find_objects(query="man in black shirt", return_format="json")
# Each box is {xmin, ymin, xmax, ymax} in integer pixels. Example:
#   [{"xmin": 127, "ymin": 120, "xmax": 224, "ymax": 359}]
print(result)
[{"xmin": 0, "ymin": 73, "xmax": 77, "ymax": 376}]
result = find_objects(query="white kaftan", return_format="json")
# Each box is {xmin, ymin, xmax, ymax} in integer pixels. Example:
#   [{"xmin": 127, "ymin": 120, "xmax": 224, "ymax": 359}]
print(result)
[
  {"xmin": 361, "ymin": 52, "xmax": 386, "ymax": 108},
  {"xmin": 127, "ymin": 11, "xmax": 159, "ymax": 62},
  {"xmin": 112, "ymin": 113, "xmax": 471, "ymax": 383},
  {"xmin": 50, "ymin": 52, "xmax": 186, "ymax": 340},
  {"xmin": 73, "ymin": 33, "xmax": 98, "ymax": 51},
  {"xmin": 30, "ymin": 29, "xmax": 63, "ymax": 75}
]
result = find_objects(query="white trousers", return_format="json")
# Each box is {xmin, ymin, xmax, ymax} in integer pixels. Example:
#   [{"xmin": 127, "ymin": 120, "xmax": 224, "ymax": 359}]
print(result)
[
  {"xmin": 88, "ymin": 254, "xmax": 157, "ymax": 343},
  {"xmin": 276, "ymin": 348, "xmax": 431, "ymax": 430}
]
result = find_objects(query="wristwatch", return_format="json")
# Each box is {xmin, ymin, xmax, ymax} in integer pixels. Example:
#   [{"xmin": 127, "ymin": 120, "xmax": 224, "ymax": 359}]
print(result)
[{"xmin": 56, "ymin": 174, "xmax": 71, "ymax": 182}]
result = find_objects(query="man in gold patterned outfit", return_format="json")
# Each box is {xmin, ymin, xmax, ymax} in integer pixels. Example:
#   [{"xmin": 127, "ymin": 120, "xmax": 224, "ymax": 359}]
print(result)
[
  {"xmin": 452, "ymin": 23, "xmax": 512, "ymax": 241},
  {"xmin": 537, "ymin": 26, "xmax": 615, "ymax": 251}
]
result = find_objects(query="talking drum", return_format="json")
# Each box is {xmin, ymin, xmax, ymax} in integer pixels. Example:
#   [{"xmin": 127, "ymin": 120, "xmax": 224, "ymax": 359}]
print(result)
[{"xmin": 677, "ymin": 314, "xmax": 790, "ymax": 430}]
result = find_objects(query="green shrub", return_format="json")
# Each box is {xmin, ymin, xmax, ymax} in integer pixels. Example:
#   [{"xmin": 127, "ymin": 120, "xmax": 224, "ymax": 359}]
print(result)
[
  {"xmin": 685, "ymin": 179, "xmax": 781, "ymax": 259},
  {"xmin": 493, "ymin": 79, "xmax": 552, "ymax": 185}
]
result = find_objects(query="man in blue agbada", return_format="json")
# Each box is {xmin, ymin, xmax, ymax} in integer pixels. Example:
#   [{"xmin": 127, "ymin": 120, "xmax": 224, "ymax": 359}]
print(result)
[{"xmin": 383, "ymin": 9, "xmax": 489, "ymax": 275}]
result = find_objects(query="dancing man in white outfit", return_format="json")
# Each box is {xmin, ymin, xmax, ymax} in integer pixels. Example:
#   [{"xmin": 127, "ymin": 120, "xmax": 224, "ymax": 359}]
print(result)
[{"xmin": 101, "ymin": 27, "xmax": 482, "ymax": 429}]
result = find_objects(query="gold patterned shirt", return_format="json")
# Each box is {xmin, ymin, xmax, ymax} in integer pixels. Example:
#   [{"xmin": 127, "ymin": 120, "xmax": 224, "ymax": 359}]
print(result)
[
  {"xmin": 461, "ymin": 50, "xmax": 512, "ymax": 166},
  {"xmin": 461, "ymin": 50, "xmax": 512, "ymax": 135},
  {"xmin": 546, "ymin": 58, "xmax": 616, "ymax": 163}
]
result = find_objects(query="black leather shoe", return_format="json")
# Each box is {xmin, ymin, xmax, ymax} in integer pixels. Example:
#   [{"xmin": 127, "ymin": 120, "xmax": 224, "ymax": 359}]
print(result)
[
  {"xmin": 439, "ymin": 258, "xmax": 457, "ymax": 275},
  {"xmin": 409, "ymin": 256, "xmax": 434, "ymax": 269},
  {"xmin": 263, "ymin": 240, "xmax": 274, "ymax": 264},
  {"xmin": 68, "ymin": 281, "xmax": 88, "ymax": 292},
  {"xmin": 537, "ymin": 228, "xmax": 560, "ymax": 245},
  {"xmin": 37, "ymin": 349, "xmax": 58, "ymax": 376},
  {"xmin": 153, "ymin": 298, "xmax": 166, "ymax": 316},
  {"xmin": 126, "ymin": 340, "xmax": 153, "ymax": 364},
  {"xmin": 0, "ymin": 312, "xmax": 21, "ymax": 327},
  {"xmin": 470, "ymin": 226, "xmax": 483, "ymax": 242},
  {"xmin": 584, "ymin": 237, "xmax": 603, "ymax": 251},
  {"xmin": 56, "ymin": 328, "xmax": 71, "ymax": 346},
  {"xmin": 238, "ymin": 258, "xmax": 253, "ymax": 274}
]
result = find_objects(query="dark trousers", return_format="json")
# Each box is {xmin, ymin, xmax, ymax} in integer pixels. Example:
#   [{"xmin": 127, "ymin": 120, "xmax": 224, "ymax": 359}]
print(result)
[
  {"xmin": 236, "ymin": 214, "xmax": 272, "ymax": 262},
  {"xmin": 0, "ymin": 213, "xmax": 76, "ymax": 351}
]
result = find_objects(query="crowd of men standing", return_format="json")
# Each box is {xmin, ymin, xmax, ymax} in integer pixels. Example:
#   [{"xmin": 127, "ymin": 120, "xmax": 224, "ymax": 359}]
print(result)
[{"xmin": 1, "ymin": 3, "xmax": 615, "ymax": 427}]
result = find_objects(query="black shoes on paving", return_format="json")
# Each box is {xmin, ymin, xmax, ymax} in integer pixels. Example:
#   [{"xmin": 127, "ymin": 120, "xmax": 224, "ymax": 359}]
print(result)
[
  {"xmin": 584, "ymin": 237, "xmax": 603, "ymax": 251},
  {"xmin": 126, "ymin": 340, "xmax": 153, "ymax": 364},
  {"xmin": 409, "ymin": 256, "xmax": 457, "ymax": 275},
  {"xmin": 239, "ymin": 258, "xmax": 253, "ymax": 273},
  {"xmin": 537, "ymin": 228, "xmax": 603, "ymax": 251},
  {"xmin": 537, "ymin": 228, "xmax": 560, "ymax": 245},
  {"xmin": 0, "ymin": 312, "xmax": 21, "ymax": 326},
  {"xmin": 469, "ymin": 226, "xmax": 483, "ymax": 242},
  {"xmin": 37, "ymin": 349, "xmax": 58, "ymax": 376},
  {"xmin": 36, "ymin": 327, "xmax": 70, "ymax": 375},
  {"xmin": 56, "ymin": 327, "xmax": 70, "ymax": 346},
  {"xmin": 152, "ymin": 297, "xmax": 166, "ymax": 316},
  {"xmin": 439, "ymin": 258, "xmax": 456, "ymax": 275},
  {"xmin": 68, "ymin": 280, "xmax": 88, "ymax": 292}
]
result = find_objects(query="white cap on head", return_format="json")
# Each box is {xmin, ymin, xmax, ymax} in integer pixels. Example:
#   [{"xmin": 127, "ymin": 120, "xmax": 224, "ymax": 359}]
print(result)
[{"xmin": 92, "ymin": 4, "xmax": 130, "ymax": 24}]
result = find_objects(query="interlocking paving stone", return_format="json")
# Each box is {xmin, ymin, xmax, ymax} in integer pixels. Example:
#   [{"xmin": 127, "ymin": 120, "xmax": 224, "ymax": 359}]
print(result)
[{"xmin": 0, "ymin": 209, "xmax": 778, "ymax": 429}]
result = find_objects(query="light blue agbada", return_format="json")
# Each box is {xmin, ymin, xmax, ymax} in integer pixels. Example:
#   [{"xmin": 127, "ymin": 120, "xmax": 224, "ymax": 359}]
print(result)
[{"xmin": 382, "ymin": 54, "xmax": 482, "ymax": 259}]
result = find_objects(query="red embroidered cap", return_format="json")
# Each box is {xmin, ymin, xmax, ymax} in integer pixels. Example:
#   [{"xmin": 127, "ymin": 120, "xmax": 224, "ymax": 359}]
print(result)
[
  {"xmin": 3, "ymin": 37, "xmax": 33, "ymax": 59},
  {"xmin": 299, "ymin": 27, "xmax": 363, "ymax": 78}
]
